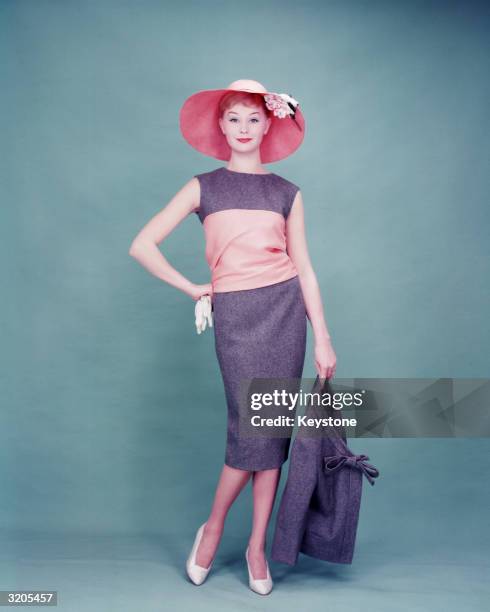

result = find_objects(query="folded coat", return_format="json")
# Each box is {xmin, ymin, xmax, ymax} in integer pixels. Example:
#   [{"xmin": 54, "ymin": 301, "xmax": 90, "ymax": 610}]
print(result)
[{"xmin": 270, "ymin": 377, "xmax": 380, "ymax": 565}]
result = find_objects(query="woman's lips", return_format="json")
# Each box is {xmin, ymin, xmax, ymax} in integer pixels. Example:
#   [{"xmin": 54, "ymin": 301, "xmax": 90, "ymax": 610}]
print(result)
[{"xmin": 237, "ymin": 138, "xmax": 252, "ymax": 143}]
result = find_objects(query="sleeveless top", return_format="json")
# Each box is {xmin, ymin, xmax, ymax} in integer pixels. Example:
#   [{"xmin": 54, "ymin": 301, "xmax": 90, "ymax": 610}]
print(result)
[{"xmin": 193, "ymin": 167, "xmax": 300, "ymax": 293}]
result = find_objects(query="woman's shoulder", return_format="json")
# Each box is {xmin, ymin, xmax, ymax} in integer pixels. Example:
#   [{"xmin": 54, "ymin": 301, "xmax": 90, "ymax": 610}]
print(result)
[
  {"xmin": 270, "ymin": 173, "xmax": 301, "ymax": 212},
  {"xmin": 270, "ymin": 172, "xmax": 300, "ymax": 193},
  {"xmin": 191, "ymin": 168, "xmax": 223, "ymax": 222},
  {"xmin": 193, "ymin": 167, "xmax": 223, "ymax": 182}
]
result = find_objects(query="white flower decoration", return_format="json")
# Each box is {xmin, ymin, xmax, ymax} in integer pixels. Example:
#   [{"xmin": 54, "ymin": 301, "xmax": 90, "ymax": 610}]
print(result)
[{"xmin": 264, "ymin": 92, "xmax": 299, "ymax": 119}]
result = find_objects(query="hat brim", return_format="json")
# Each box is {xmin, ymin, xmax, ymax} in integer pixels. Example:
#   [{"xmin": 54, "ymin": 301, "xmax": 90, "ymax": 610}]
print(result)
[{"xmin": 179, "ymin": 88, "xmax": 305, "ymax": 164}]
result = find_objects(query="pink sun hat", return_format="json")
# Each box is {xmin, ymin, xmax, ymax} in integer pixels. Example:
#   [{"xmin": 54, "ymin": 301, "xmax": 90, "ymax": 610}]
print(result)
[{"xmin": 179, "ymin": 79, "xmax": 305, "ymax": 164}]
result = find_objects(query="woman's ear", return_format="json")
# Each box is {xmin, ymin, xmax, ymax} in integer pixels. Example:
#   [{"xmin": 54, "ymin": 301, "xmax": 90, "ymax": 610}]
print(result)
[
  {"xmin": 264, "ymin": 116, "xmax": 272, "ymax": 135},
  {"xmin": 218, "ymin": 116, "xmax": 225, "ymax": 135}
]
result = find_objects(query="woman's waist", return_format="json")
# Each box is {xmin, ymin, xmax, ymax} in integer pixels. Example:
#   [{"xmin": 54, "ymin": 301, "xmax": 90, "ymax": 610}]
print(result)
[{"xmin": 211, "ymin": 259, "xmax": 298, "ymax": 293}]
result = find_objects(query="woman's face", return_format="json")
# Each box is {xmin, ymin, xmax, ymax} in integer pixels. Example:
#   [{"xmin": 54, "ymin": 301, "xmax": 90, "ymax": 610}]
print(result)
[{"xmin": 219, "ymin": 102, "xmax": 271, "ymax": 155}]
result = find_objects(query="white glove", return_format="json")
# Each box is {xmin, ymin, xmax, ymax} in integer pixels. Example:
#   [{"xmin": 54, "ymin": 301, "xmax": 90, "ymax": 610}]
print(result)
[{"xmin": 195, "ymin": 294, "xmax": 213, "ymax": 334}]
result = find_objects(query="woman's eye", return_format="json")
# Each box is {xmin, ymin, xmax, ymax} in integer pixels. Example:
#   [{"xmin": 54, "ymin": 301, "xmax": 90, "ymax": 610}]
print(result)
[{"xmin": 228, "ymin": 117, "xmax": 259, "ymax": 123}]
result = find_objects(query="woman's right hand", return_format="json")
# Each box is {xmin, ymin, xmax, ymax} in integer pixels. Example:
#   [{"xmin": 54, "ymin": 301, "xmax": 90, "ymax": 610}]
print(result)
[{"xmin": 187, "ymin": 282, "xmax": 213, "ymax": 302}]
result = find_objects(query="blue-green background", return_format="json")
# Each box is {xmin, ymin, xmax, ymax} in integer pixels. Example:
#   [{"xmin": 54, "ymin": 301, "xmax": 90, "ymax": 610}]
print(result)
[{"xmin": 1, "ymin": 0, "xmax": 489, "ymax": 610}]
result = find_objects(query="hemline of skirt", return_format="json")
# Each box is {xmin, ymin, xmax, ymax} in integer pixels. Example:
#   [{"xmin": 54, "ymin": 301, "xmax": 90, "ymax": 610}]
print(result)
[{"xmin": 224, "ymin": 458, "xmax": 289, "ymax": 471}]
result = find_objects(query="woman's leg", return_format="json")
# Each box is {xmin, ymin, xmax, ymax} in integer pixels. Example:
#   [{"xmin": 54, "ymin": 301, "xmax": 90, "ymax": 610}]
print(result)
[
  {"xmin": 247, "ymin": 467, "xmax": 282, "ymax": 579},
  {"xmin": 195, "ymin": 464, "xmax": 252, "ymax": 568}
]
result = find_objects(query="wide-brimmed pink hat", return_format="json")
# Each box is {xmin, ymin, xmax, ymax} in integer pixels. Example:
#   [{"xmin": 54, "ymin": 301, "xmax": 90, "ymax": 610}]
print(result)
[{"xmin": 179, "ymin": 79, "xmax": 305, "ymax": 164}]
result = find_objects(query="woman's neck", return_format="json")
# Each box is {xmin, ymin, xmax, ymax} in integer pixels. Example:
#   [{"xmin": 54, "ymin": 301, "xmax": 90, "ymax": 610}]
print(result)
[{"xmin": 226, "ymin": 154, "xmax": 269, "ymax": 175}]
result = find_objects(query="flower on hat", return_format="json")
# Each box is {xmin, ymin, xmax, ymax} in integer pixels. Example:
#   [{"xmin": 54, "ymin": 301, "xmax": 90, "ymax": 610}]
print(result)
[{"xmin": 264, "ymin": 92, "xmax": 299, "ymax": 119}]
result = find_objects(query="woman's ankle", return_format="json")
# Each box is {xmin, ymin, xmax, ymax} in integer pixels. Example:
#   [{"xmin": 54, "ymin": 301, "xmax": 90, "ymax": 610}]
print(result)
[
  {"xmin": 247, "ymin": 541, "xmax": 266, "ymax": 554},
  {"xmin": 204, "ymin": 518, "xmax": 225, "ymax": 533}
]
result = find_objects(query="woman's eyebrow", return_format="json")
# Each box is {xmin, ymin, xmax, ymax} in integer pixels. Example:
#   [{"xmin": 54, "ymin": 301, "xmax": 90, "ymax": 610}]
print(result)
[{"xmin": 227, "ymin": 110, "xmax": 260, "ymax": 116}]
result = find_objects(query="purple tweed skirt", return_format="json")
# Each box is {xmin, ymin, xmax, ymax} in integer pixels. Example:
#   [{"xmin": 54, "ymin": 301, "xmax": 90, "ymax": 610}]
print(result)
[{"xmin": 212, "ymin": 275, "xmax": 307, "ymax": 471}]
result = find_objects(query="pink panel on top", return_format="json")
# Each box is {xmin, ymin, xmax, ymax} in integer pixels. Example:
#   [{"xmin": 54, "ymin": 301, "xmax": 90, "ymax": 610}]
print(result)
[{"xmin": 203, "ymin": 209, "xmax": 298, "ymax": 292}]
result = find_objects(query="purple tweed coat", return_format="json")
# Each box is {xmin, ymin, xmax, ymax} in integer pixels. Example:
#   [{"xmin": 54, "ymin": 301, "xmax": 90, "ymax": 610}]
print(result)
[{"xmin": 270, "ymin": 377, "xmax": 380, "ymax": 565}]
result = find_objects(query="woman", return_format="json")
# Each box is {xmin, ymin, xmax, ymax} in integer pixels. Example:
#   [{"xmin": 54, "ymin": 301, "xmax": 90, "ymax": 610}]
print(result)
[{"xmin": 129, "ymin": 79, "xmax": 337, "ymax": 595}]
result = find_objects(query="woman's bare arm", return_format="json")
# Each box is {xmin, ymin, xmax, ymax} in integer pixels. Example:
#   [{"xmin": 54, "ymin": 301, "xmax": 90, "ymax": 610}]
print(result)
[
  {"xmin": 286, "ymin": 190, "xmax": 337, "ymax": 379},
  {"xmin": 129, "ymin": 177, "xmax": 212, "ymax": 301}
]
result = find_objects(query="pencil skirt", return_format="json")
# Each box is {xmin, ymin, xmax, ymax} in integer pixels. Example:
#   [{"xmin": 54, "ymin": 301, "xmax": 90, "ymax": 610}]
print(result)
[{"xmin": 212, "ymin": 275, "xmax": 307, "ymax": 471}]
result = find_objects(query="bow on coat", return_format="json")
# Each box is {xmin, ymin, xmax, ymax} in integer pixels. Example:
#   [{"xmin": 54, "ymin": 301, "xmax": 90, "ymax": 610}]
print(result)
[{"xmin": 323, "ymin": 454, "xmax": 380, "ymax": 486}]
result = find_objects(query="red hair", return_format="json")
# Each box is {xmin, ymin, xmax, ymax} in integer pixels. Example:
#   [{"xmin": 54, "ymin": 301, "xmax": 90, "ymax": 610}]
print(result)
[{"xmin": 218, "ymin": 91, "xmax": 271, "ymax": 119}]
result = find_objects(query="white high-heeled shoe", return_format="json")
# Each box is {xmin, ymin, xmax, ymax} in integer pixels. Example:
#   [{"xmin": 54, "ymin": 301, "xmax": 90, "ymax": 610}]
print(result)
[
  {"xmin": 186, "ymin": 523, "xmax": 214, "ymax": 585},
  {"xmin": 245, "ymin": 546, "xmax": 273, "ymax": 595}
]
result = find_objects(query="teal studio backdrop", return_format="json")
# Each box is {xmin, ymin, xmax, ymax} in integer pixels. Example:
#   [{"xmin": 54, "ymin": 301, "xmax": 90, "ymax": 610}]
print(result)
[{"xmin": 1, "ymin": 0, "xmax": 489, "ymax": 610}]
